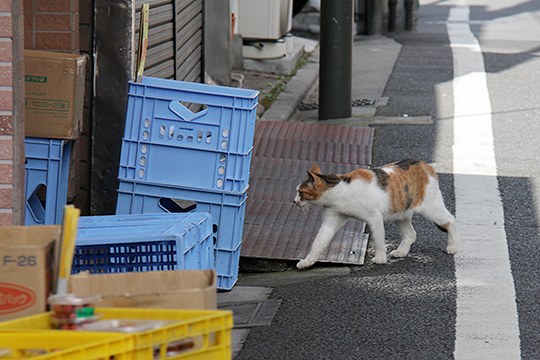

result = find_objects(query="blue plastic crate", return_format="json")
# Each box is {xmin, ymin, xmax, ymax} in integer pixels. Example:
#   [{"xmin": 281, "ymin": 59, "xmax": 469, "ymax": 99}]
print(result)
[
  {"xmin": 115, "ymin": 180, "xmax": 247, "ymax": 290},
  {"xmin": 24, "ymin": 138, "xmax": 71, "ymax": 225},
  {"xmin": 116, "ymin": 180, "xmax": 247, "ymax": 250},
  {"xmin": 215, "ymin": 243, "xmax": 242, "ymax": 291},
  {"xmin": 79, "ymin": 212, "xmax": 216, "ymax": 234},
  {"xmin": 73, "ymin": 212, "xmax": 215, "ymax": 274},
  {"xmin": 119, "ymin": 76, "xmax": 259, "ymax": 193}
]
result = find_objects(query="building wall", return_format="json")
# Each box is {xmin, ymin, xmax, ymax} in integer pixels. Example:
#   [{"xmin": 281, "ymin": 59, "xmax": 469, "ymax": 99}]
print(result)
[
  {"xmin": 23, "ymin": 0, "xmax": 79, "ymax": 51},
  {"xmin": 0, "ymin": 0, "xmax": 25, "ymax": 225},
  {"xmin": 23, "ymin": 0, "xmax": 92, "ymax": 214}
]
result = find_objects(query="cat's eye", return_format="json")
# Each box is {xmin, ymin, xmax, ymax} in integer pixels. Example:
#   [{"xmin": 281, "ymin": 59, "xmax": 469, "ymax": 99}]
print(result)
[{"xmin": 299, "ymin": 190, "xmax": 314, "ymax": 200}]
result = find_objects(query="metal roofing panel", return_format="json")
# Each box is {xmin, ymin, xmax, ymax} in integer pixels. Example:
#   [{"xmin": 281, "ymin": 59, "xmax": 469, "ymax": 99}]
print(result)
[{"xmin": 242, "ymin": 121, "xmax": 375, "ymax": 265}]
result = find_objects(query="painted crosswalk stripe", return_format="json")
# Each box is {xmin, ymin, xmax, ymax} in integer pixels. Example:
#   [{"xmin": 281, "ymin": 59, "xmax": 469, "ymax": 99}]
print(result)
[{"xmin": 448, "ymin": 5, "xmax": 521, "ymax": 359}]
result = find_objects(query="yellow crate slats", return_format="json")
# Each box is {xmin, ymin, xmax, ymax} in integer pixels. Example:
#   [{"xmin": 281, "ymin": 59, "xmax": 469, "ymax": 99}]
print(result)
[
  {"xmin": 0, "ymin": 308, "xmax": 233, "ymax": 360},
  {"xmin": 97, "ymin": 308, "xmax": 233, "ymax": 360},
  {"xmin": 0, "ymin": 332, "xmax": 133, "ymax": 360},
  {"xmin": 0, "ymin": 313, "xmax": 51, "ymax": 330}
]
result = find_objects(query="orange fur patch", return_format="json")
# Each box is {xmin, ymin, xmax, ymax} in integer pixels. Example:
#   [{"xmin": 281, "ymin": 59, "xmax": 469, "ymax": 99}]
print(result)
[
  {"xmin": 384, "ymin": 161, "xmax": 436, "ymax": 213},
  {"xmin": 342, "ymin": 169, "xmax": 374, "ymax": 183}
]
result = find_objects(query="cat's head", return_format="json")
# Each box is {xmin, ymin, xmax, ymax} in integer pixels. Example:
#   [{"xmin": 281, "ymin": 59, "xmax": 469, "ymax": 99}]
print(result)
[{"xmin": 293, "ymin": 164, "xmax": 331, "ymax": 208}]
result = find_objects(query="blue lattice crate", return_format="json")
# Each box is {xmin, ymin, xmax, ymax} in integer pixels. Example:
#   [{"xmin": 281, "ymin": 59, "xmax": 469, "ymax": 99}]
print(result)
[
  {"xmin": 24, "ymin": 137, "xmax": 71, "ymax": 225},
  {"xmin": 119, "ymin": 76, "xmax": 259, "ymax": 193},
  {"xmin": 115, "ymin": 179, "xmax": 247, "ymax": 290},
  {"xmin": 73, "ymin": 212, "xmax": 215, "ymax": 274}
]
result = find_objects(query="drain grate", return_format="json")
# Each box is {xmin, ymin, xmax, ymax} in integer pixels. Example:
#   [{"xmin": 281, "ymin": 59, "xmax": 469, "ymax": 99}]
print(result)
[
  {"xmin": 298, "ymin": 99, "xmax": 376, "ymax": 111},
  {"xmin": 298, "ymin": 102, "xmax": 319, "ymax": 111},
  {"xmin": 352, "ymin": 98, "xmax": 376, "ymax": 107},
  {"xmin": 219, "ymin": 300, "xmax": 282, "ymax": 329}
]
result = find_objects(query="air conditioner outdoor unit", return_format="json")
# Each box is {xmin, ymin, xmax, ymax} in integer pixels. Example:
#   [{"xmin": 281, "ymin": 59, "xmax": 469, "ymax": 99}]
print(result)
[{"xmin": 237, "ymin": 0, "xmax": 293, "ymax": 40}]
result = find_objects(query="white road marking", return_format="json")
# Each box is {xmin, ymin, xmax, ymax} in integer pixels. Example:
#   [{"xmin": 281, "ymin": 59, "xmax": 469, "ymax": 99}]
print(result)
[{"xmin": 448, "ymin": 5, "xmax": 521, "ymax": 359}]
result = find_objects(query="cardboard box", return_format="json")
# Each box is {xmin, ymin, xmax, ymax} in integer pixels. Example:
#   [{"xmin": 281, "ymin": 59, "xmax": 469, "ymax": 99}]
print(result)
[
  {"xmin": 69, "ymin": 269, "xmax": 217, "ymax": 310},
  {"xmin": 0, "ymin": 226, "xmax": 60, "ymax": 321},
  {"xmin": 24, "ymin": 50, "xmax": 87, "ymax": 139}
]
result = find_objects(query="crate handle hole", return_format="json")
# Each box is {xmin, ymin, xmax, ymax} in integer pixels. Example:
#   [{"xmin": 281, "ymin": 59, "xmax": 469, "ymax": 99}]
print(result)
[
  {"xmin": 206, "ymin": 131, "xmax": 212, "ymax": 144},
  {"xmin": 27, "ymin": 184, "xmax": 46, "ymax": 224},
  {"xmin": 158, "ymin": 198, "xmax": 197, "ymax": 213},
  {"xmin": 169, "ymin": 101, "xmax": 208, "ymax": 122},
  {"xmin": 197, "ymin": 130, "xmax": 203, "ymax": 143}
]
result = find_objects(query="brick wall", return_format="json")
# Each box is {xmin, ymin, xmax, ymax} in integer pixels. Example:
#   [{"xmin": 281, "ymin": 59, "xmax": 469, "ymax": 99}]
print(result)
[
  {"xmin": 0, "ymin": 0, "xmax": 25, "ymax": 225},
  {"xmin": 24, "ymin": 0, "xmax": 79, "ymax": 51}
]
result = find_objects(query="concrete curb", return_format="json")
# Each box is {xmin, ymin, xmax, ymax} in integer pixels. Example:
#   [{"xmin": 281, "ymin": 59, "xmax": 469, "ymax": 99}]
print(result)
[{"xmin": 261, "ymin": 50, "xmax": 319, "ymax": 122}]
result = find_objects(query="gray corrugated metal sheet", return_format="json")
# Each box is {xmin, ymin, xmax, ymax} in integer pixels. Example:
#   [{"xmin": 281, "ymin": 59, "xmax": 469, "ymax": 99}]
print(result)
[{"xmin": 241, "ymin": 121, "xmax": 374, "ymax": 265}]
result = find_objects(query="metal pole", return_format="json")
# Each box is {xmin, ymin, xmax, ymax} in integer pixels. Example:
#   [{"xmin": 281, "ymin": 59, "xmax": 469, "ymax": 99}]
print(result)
[
  {"xmin": 388, "ymin": 0, "xmax": 397, "ymax": 33},
  {"xmin": 319, "ymin": 0, "xmax": 353, "ymax": 120},
  {"xmin": 405, "ymin": 0, "xmax": 415, "ymax": 31},
  {"xmin": 355, "ymin": 0, "xmax": 363, "ymax": 36},
  {"xmin": 365, "ymin": 0, "xmax": 373, "ymax": 35}
]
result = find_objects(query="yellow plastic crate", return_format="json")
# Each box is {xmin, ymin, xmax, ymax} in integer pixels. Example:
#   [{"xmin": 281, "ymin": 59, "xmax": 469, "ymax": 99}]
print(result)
[
  {"xmin": 0, "ymin": 331, "xmax": 133, "ymax": 359},
  {"xmin": 0, "ymin": 308, "xmax": 233, "ymax": 360}
]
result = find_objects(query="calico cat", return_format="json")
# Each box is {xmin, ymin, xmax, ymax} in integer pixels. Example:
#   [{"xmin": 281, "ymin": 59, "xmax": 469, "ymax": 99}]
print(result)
[{"xmin": 293, "ymin": 159, "xmax": 457, "ymax": 269}]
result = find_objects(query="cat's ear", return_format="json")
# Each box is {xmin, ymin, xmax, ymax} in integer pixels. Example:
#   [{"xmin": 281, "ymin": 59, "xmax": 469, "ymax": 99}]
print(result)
[
  {"xmin": 308, "ymin": 163, "xmax": 321, "ymax": 175},
  {"xmin": 307, "ymin": 164, "xmax": 321, "ymax": 181}
]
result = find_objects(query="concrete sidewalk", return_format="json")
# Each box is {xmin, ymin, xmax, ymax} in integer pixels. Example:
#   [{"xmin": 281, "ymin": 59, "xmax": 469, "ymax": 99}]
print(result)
[
  {"xmin": 219, "ymin": 35, "xmax": 404, "ymax": 358},
  {"xmin": 263, "ymin": 35, "xmax": 402, "ymax": 123}
]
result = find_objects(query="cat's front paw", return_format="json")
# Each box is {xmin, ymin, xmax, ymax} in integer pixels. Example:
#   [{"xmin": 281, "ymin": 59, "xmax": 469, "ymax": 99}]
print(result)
[
  {"xmin": 296, "ymin": 258, "xmax": 315, "ymax": 270},
  {"xmin": 390, "ymin": 249, "xmax": 407, "ymax": 258},
  {"xmin": 446, "ymin": 244, "xmax": 457, "ymax": 255},
  {"xmin": 371, "ymin": 254, "xmax": 387, "ymax": 264}
]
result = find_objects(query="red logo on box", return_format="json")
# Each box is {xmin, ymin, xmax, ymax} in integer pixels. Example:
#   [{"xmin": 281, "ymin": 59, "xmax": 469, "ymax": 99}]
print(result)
[{"xmin": 0, "ymin": 283, "xmax": 36, "ymax": 314}]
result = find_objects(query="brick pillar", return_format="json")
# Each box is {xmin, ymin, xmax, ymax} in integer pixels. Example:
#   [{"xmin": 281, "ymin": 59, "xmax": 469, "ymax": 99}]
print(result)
[
  {"xmin": 24, "ymin": 0, "xmax": 79, "ymax": 51},
  {"xmin": 0, "ymin": 0, "xmax": 25, "ymax": 225},
  {"xmin": 24, "ymin": 0, "xmax": 89, "ymax": 213}
]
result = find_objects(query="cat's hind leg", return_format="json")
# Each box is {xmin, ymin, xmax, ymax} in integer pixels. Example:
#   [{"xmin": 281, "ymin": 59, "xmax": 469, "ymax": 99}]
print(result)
[
  {"xmin": 297, "ymin": 210, "xmax": 348, "ymax": 270},
  {"xmin": 419, "ymin": 184, "xmax": 458, "ymax": 255},
  {"xmin": 390, "ymin": 214, "xmax": 417, "ymax": 258}
]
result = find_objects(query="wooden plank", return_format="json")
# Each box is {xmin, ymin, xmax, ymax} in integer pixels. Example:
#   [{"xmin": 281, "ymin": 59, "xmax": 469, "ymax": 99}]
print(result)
[
  {"xmin": 148, "ymin": 23, "xmax": 173, "ymax": 46},
  {"xmin": 176, "ymin": 30, "xmax": 201, "ymax": 68},
  {"xmin": 144, "ymin": 59, "xmax": 175, "ymax": 79},
  {"xmin": 146, "ymin": 41, "xmax": 174, "ymax": 68}
]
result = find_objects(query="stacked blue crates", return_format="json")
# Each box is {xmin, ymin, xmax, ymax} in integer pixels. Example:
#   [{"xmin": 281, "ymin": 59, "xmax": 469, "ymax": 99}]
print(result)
[
  {"xmin": 115, "ymin": 76, "xmax": 259, "ymax": 290},
  {"xmin": 73, "ymin": 212, "xmax": 215, "ymax": 274},
  {"xmin": 24, "ymin": 137, "xmax": 71, "ymax": 225}
]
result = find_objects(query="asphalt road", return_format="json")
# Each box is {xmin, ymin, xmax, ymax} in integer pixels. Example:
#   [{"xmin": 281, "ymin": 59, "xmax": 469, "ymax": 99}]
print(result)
[{"xmin": 235, "ymin": 1, "xmax": 540, "ymax": 359}]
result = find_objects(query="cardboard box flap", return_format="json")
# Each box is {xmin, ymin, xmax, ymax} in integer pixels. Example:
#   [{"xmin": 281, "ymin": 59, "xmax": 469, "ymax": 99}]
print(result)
[
  {"xmin": 69, "ymin": 270, "xmax": 217, "ymax": 309},
  {"xmin": 0, "ymin": 226, "xmax": 61, "ymax": 247}
]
